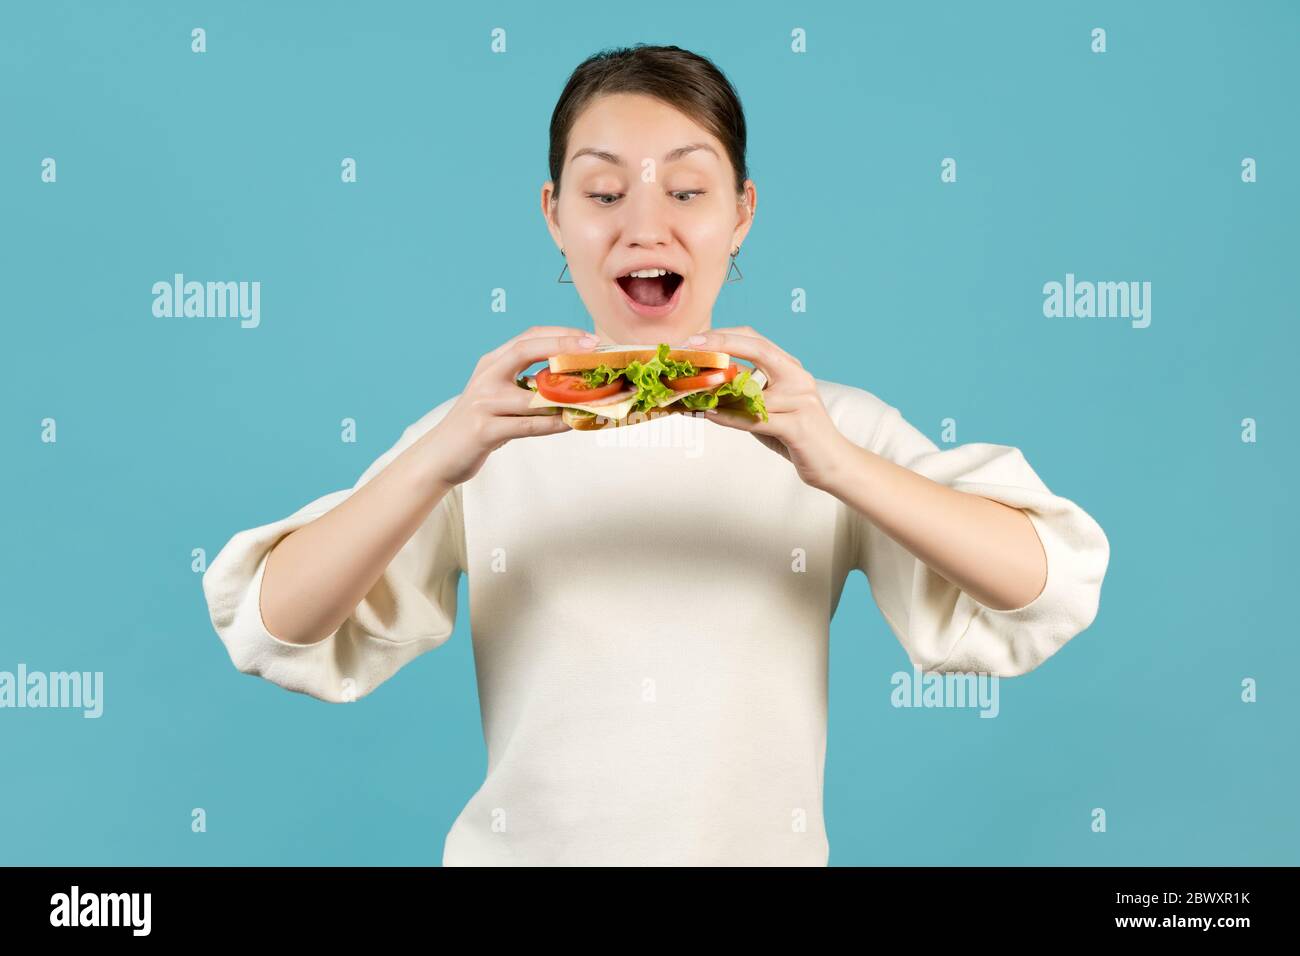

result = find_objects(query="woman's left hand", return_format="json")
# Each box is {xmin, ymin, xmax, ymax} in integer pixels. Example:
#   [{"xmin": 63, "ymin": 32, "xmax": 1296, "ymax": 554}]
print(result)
[{"xmin": 678, "ymin": 327, "xmax": 851, "ymax": 491}]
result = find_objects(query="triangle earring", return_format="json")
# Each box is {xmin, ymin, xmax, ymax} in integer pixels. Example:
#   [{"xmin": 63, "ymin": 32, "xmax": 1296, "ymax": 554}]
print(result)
[
  {"xmin": 725, "ymin": 246, "xmax": 744, "ymax": 283},
  {"xmin": 557, "ymin": 248, "xmax": 574, "ymax": 283}
]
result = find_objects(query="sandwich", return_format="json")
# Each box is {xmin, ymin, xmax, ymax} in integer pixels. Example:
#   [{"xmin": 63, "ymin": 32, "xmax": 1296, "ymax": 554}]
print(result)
[{"xmin": 516, "ymin": 342, "xmax": 769, "ymax": 430}]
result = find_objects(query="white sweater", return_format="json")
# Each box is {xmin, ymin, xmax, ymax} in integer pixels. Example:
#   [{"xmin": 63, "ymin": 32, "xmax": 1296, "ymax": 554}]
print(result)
[{"xmin": 202, "ymin": 380, "xmax": 1109, "ymax": 866}]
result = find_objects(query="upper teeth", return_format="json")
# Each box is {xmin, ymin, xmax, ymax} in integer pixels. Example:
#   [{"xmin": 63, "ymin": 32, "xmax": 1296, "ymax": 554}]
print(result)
[{"xmin": 626, "ymin": 268, "xmax": 670, "ymax": 278}]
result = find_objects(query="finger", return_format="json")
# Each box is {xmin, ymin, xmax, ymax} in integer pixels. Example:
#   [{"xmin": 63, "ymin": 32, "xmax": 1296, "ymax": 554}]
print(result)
[
  {"xmin": 475, "ymin": 390, "xmax": 564, "ymax": 416},
  {"xmin": 682, "ymin": 329, "xmax": 781, "ymax": 381},
  {"xmin": 488, "ymin": 333, "xmax": 601, "ymax": 381},
  {"xmin": 709, "ymin": 325, "xmax": 803, "ymax": 368},
  {"xmin": 498, "ymin": 325, "xmax": 595, "ymax": 348},
  {"xmin": 484, "ymin": 325, "xmax": 596, "ymax": 363},
  {"xmin": 485, "ymin": 412, "xmax": 572, "ymax": 442},
  {"xmin": 683, "ymin": 329, "xmax": 796, "ymax": 385},
  {"xmin": 686, "ymin": 325, "xmax": 795, "ymax": 361},
  {"xmin": 749, "ymin": 388, "xmax": 805, "ymax": 415},
  {"xmin": 705, "ymin": 404, "xmax": 783, "ymax": 435}
]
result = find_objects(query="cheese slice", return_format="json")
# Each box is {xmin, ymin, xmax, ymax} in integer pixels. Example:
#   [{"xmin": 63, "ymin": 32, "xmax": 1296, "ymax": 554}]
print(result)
[{"xmin": 527, "ymin": 388, "xmax": 640, "ymax": 420}]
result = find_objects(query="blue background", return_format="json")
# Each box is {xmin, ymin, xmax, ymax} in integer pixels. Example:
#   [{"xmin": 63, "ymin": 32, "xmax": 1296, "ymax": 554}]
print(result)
[{"xmin": 1, "ymin": 0, "xmax": 1295, "ymax": 865}]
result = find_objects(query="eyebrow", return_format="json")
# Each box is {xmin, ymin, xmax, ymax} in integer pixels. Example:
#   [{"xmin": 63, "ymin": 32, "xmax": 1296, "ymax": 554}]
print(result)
[{"xmin": 569, "ymin": 142, "xmax": 719, "ymax": 167}]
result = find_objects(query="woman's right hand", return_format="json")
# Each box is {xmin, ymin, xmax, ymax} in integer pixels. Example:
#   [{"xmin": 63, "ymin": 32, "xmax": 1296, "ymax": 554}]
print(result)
[
  {"xmin": 256, "ymin": 326, "xmax": 599, "ymax": 645},
  {"xmin": 417, "ymin": 326, "xmax": 600, "ymax": 488}
]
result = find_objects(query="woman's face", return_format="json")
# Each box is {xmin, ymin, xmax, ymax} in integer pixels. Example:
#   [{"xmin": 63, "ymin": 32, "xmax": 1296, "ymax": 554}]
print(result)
[{"xmin": 542, "ymin": 92, "xmax": 756, "ymax": 345}]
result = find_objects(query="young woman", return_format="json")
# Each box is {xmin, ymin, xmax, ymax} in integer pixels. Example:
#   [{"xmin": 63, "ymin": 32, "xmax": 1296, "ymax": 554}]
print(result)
[{"xmin": 203, "ymin": 45, "xmax": 1110, "ymax": 866}]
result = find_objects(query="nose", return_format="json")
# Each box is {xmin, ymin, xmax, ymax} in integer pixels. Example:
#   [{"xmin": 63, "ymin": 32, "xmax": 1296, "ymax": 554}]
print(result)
[{"xmin": 620, "ymin": 184, "xmax": 672, "ymax": 249}]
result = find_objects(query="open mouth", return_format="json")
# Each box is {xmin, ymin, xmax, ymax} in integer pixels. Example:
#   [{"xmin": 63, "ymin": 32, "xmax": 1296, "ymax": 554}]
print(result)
[{"xmin": 615, "ymin": 269, "xmax": 685, "ymax": 309}]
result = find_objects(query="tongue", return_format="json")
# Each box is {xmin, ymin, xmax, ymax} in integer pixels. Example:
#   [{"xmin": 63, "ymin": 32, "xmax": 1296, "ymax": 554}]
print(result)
[{"xmin": 624, "ymin": 276, "xmax": 670, "ymax": 307}]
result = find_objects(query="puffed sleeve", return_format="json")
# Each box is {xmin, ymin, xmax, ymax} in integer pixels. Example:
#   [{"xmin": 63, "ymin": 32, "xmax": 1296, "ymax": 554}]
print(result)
[
  {"xmin": 201, "ymin": 397, "xmax": 466, "ymax": 702},
  {"xmin": 853, "ymin": 403, "xmax": 1110, "ymax": 677}
]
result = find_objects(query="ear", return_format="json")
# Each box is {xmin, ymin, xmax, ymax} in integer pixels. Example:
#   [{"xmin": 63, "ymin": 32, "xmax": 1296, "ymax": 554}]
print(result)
[
  {"xmin": 731, "ymin": 179, "xmax": 757, "ymax": 252},
  {"xmin": 540, "ymin": 182, "xmax": 563, "ymax": 250}
]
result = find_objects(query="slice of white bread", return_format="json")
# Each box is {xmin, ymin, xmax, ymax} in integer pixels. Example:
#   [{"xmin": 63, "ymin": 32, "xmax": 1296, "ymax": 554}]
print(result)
[{"xmin": 549, "ymin": 344, "xmax": 729, "ymax": 374}]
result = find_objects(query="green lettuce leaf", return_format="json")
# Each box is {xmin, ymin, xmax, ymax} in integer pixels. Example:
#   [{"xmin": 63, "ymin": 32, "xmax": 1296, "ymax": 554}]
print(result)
[
  {"xmin": 707, "ymin": 369, "xmax": 764, "ymax": 421},
  {"xmin": 578, "ymin": 364, "xmax": 622, "ymax": 388},
  {"xmin": 679, "ymin": 390, "xmax": 718, "ymax": 411},
  {"xmin": 625, "ymin": 344, "xmax": 699, "ymax": 411}
]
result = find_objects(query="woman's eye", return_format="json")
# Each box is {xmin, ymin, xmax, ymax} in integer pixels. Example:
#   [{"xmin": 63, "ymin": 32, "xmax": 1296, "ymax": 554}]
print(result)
[{"xmin": 586, "ymin": 190, "xmax": 705, "ymax": 206}]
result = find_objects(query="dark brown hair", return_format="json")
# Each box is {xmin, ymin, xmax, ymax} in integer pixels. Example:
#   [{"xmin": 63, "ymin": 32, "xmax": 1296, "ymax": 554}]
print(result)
[{"xmin": 548, "ymin": 44, "xmax": 749, "ymax": 200}]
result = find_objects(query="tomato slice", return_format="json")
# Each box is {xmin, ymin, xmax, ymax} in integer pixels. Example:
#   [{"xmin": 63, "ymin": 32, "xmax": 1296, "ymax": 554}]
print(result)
[
  {"xmin": 666, "ymin": 363, "xmax": 742, "ymax": 392},
  {"xmin": 535, "ymin": 368, "xmax": 628, "ymax": 404}
]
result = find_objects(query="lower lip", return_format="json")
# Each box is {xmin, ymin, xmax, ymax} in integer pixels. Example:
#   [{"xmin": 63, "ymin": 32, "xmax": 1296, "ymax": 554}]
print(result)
[{"xmin": 615, "ymin": 276, "xmax": 684, "ymax": 318}]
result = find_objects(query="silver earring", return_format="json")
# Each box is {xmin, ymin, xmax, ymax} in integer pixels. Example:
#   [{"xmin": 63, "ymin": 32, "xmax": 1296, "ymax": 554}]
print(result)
[
  {"xmin": 725, "ymin": 246, "xmax": 743, "ymax": 283},
  {"xmin": 557, "ymin": 248, "xmax": 573, "ymax": 283}
]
